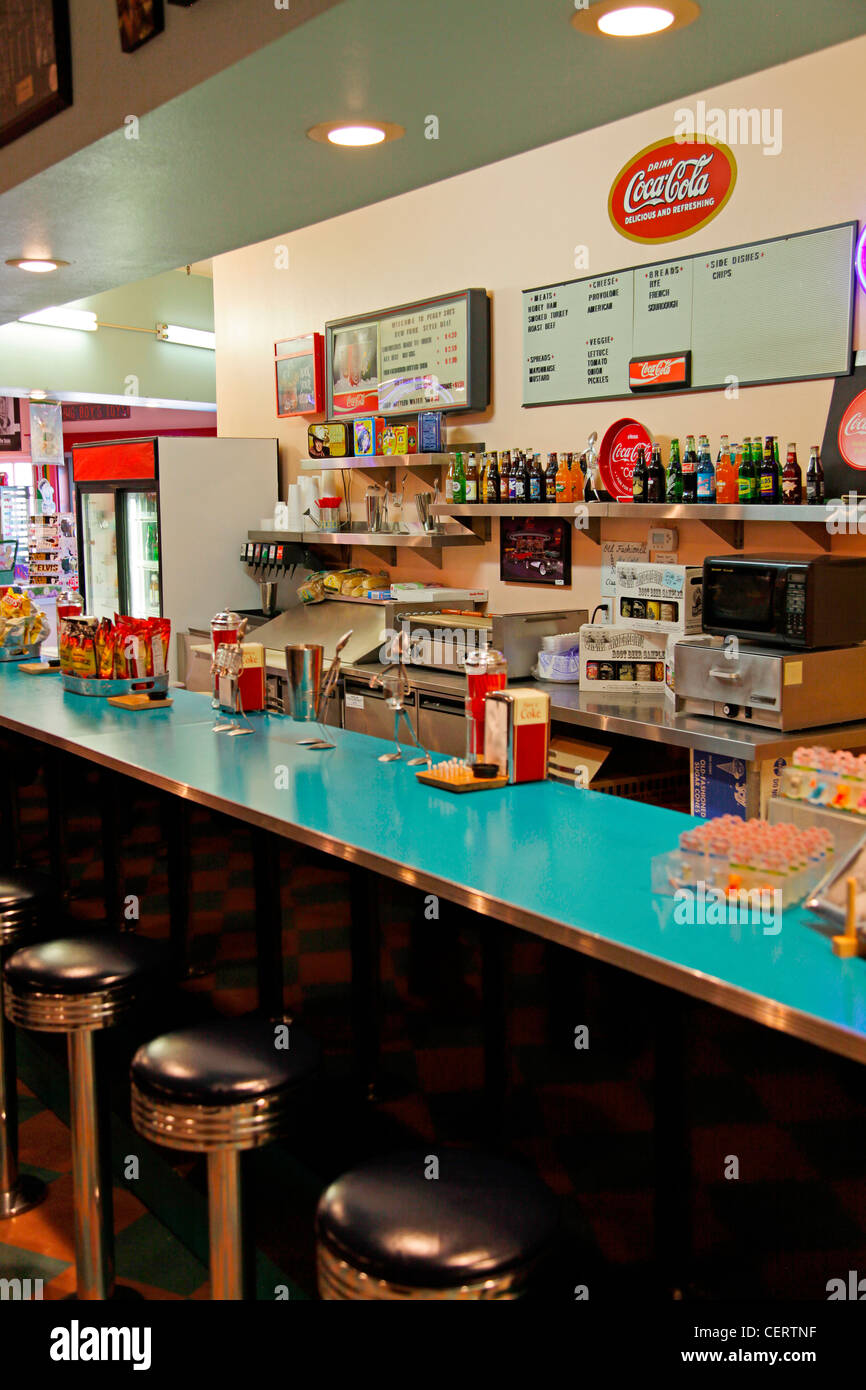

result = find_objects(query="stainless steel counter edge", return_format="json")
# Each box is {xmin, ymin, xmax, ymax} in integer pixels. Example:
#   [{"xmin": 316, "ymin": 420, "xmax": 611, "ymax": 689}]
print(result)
[
  {"xmin": 2, "ymin": 701, "xmax": 866, "ymax": 1065},
  {"xmin": 263, "ymin": 654, "xmax": 866, "ymax": 760}
]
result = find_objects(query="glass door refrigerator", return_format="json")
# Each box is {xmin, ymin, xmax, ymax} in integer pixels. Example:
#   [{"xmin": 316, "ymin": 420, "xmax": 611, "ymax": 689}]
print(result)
[
  {"xmin": 72, "ymin": 435, "xmax": 279, "ymax": 677},
  {"xmin": 73, "ymin": 439, "xmax": 158, "ymax": 622}
]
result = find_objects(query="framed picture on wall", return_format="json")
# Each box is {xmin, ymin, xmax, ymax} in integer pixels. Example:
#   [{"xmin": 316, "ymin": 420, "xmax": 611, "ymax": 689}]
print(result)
[
  {"xmin": 500, "ymin": 516, "xmax": 571, "ymax": 587},
  {"xmin": 116, "ymin": 0, "xmax": 165, "ymax": 53},
  {"xmin": 275, "ymin": 333, "xmax": 325, "ymax": 417},
  {"xmin": 0, "ymin": 398, "xmax": 22, "ymax": 453},
  {"xmin": 0, "ymin": 0, "xmax": 73, "ymax": 150}
]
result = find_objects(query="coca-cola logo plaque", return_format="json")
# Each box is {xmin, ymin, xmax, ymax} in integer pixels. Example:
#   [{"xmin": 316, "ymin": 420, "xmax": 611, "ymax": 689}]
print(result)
[
  {"xmin": 838, "ymin": 391, "xmax": 866, "ymax": 471},
  {"xmin": 599, "ymin": 417, "xmax": 654, "ymax": 502},
  {"xmin": 609, "ymin": 137, "xmax": 737, "ymax": 244}
]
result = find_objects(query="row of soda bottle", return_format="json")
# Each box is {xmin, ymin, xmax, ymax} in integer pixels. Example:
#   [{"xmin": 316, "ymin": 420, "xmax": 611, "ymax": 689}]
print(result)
[
  {"xmin": 443, "ymin": 437, "xmax": 826, "ymax": 506},
  {"xmin": 444, "ymin": 448, "xmax": 582, "ymax": 505},
  {"xmin": 634, "ymin": 435, "xmax": 825, "ymax": 505}
]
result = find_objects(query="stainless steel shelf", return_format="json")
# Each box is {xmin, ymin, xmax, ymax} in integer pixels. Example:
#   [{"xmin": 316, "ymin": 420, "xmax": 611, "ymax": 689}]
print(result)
[
  {"xmin": 432, "ymin": 502, "xmax": 835, "ymax": 520},
  {"xmin": 431, "ymin": 500, "xmax": 847, "ymax": 550},
  {"xmin": 248, "ymin": 525, "xmax": 482, "ymax": 547},
  {"xmin": 301, "ymin": 453, "xmax": 450, "ymax": 471}
]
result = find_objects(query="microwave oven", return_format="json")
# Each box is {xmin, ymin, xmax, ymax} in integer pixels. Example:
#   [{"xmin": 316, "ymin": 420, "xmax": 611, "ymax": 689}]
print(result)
[{"xmin": 701, "ymin": 554, "xmax": 866, "ymax": 650}]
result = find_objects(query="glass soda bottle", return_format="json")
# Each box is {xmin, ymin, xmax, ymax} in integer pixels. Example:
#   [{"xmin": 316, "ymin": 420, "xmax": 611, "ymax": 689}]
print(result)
[
  {"xmin": 647, "ymin": 444, "xmax": 665, "ymax": 503},
  {"xmin": 782, "ymin": 444, "xmax": 802, "ymax": 505},
  {"xmin": 666, "ymin": 438, "xmax": 683, "ymax": 502},
  {"xmin": 632, "ymin": 446, "xmax": 648, "ymax": 503},
  {"xmin": 759, "ymin": 436, "xmax": 778, "ymax": 504},
  {"xmin": 806, "ymin": 446, "xmax": 825, "ymax": 504},
  {"xmin": 682, "ymin": 435, "xmax": 698, "ymax": 503},
  {"xmin": 696, "ymin": 433, "xmax": 716, "ymax": 502}
]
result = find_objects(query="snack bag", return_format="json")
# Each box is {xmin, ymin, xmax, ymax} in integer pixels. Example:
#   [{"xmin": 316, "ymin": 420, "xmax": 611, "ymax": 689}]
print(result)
[
  {"xmin": 70, "ymin": 631, "xmax": 98, "ymax": 678},
  {"xmin": 113, "ymin": 616, "xmax": 146, "ymax": 678},
  {"xmin": 147, "ymin": 618, "xmax": 171, "ymax": 677},
  {"xmin": 297, "ymin": 571, "xmax": 327, "ymax": 605},
  {"xmin": 95, "ymin": 619, "xmax": 115, "ymax": 678},
  {"xmin": 323, "ymin": 568, "xmax": 366, "ymax": 593}
]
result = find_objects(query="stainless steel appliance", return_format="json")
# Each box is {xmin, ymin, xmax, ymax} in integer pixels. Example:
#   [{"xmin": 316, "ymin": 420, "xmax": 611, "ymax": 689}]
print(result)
[
  {"xmin": 399, "ymin": 609, "xmax": 588, "ymax": 677},
  {"xmin": 673, "ymin": 636, "xmax": 866, "ymax": 729},
  {"xmin": 416, "ymin": 690, "xmax": 465, "ymax": 756},
  {"xmin": 702, "ymin": 553, "xmax": 866, "ymax": 650},
  {"xmin": 342, "ymin": 676, "xmax": 418, "ymax": 743}
]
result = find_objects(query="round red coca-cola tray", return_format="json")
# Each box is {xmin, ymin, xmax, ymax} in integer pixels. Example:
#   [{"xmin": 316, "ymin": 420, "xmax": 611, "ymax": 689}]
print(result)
[{"xmin": 599, "ymin": 417, "xmax": 654, "ymax": 502}]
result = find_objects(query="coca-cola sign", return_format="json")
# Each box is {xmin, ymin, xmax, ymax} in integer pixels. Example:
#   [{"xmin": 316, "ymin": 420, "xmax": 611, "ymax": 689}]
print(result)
[
  {"xmin": 599, "ymin": 418, "xmax": 654, "ymax": 502},
  {"xmin": 839, "ymin": 391, "xmax": 866, "ymax": 471},
  {"xmin": 609, "ymin": 137, "xmax": 737, "ymax": 244},
  {"xmin": 629, "ymin": 352, "xmax": 691, "ymax": 392}
]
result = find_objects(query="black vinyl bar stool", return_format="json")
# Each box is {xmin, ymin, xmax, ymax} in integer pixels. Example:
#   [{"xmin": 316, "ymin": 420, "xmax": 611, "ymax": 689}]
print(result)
[
  {"xmin": 0, "ymin": 871, "xmax": 57, "ymax": 1218},
  {"xmin": 130, "ymin": 1017, "xmax": 320, "ymax": 1300},
  {"xmin": 316, "ymin": 1148, "xmax": 560, "ymax": 1300},
  {"xmin": 3, "ymin": 933, "xmax": 166, "ymax": 1298}
]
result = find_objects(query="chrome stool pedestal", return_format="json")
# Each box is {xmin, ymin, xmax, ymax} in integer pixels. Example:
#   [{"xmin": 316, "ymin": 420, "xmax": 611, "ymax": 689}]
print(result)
[
  {"xmin": 131, "ymin": 1017, "xmax": 319, "ymax": 1300},
  {"xmin": 3, "ymin": 934, "xmax": 165, "ymax": 1297},
  {"xmin": 0, "ymin": 871, "xmax": 56, "ymax": 1219}
]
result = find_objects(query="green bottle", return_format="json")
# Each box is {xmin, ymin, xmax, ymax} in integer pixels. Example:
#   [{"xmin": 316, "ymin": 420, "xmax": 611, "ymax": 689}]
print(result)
[
  {"xmin": 738, "ymin": 438, "xmax": 757, "ymax": 503},
  {"xmin": 665, "ymin": 438, "xmax": 683, "ymax": 502},
  {"xmin": 453, "ymin": 450, "xmax": 466, "ymax": 505}
]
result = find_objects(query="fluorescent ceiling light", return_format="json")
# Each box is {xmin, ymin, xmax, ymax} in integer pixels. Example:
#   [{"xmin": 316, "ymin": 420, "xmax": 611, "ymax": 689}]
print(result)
[
  {"xmin": 157, "ymin": 323, "xmax": 216, "ymax": 350},
  {"xmin": 598, "ymin": 6, "xmax": 675, "ymax": 34},
  {"xmin": 307, "ymin": 120, "xmax": 404, "ymax": 147},
  {"xmin": 19, "ymin": 307, "xmax": 97, "ymax": 332},
  {"xmin": 5, "ymin": 258, "xmax": 69, "ymax": 273}
]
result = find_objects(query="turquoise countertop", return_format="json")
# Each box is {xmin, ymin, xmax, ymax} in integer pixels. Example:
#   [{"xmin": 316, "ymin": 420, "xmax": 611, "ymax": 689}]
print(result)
[{"xmin": 2, "ymin": 663, "xmax": 865, "ymax": 1061}]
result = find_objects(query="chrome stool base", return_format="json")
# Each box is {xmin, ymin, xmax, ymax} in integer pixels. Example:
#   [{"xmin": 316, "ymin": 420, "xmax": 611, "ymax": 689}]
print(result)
[{"xmin": 0, "ymin": 1172, "xmax": 46, "ymax": 1219}]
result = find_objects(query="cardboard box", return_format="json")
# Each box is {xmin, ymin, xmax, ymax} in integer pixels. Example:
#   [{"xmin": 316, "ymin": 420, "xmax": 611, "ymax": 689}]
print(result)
[
  {"xmin": 579, "ymin": 623, "xmax": 668, "ymax": 693},
  {"xmin": 690, "ymin": 750, "xmax": 788, "ymax": 820},
  {"xmin": 614, "ymin": 562, "xmax": 703, "ymax": 634}
]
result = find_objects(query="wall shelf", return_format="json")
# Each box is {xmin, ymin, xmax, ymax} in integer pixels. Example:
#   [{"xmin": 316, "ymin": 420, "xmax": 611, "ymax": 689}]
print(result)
[
  {"xmin": 247, "ymin": 521, "xmax": 487, "ymax": 568},
  {"xmin": 431, "ymin": 500, "xmax": 848, "ymax": 551}
]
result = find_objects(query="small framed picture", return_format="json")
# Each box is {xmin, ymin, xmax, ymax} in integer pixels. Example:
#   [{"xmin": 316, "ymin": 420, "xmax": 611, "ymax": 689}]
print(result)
[
  {"xmin": 275, "ymin": 333, "xmax": 325, "ymax": 417},
  {"xmin": 0, "ymin": 1, "xmax": 73, "ymax": 150},
  {"xmin": 117, "ymin": 0, "xmax": 165, "ymax": 53},
  {"xmin": 500, "ymin": 516, "xmax": 572, "ymax": 587}
]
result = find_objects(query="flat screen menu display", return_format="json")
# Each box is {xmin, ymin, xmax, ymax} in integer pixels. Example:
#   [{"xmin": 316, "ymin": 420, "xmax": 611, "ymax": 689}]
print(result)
[{"xmin": 326, "ymin": 289, "xmax": 489, "ymax": 418}]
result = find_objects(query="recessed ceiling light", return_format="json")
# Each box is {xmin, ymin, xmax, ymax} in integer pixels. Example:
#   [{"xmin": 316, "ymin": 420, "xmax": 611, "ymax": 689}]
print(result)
[
  {"xmin": 572, "ymin": 1, "xmax": 698, "ymax": 38},
  {"xmin": 307, "ymin": 120, "xmax": 404, "ymax": 147},
  {"xmin": 5, "ymin": 257, "xmax": 69, "ymax": 273},
  {"xmin": 29, "ymin": 390, "xmax": 48, "ymax": 400},
  {"xmin": 599, "ymin": 6, "xmax": 673, "ymax": 35}
]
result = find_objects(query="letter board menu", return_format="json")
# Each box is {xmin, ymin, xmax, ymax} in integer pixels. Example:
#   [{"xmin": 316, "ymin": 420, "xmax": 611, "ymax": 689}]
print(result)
[
  {"xmin": 523, "ymin": 222, "xmax": 856, "ymax": 406},
  {"xmin": 326, "ymin": 289, "xmax": 490, "ymax": 418}
]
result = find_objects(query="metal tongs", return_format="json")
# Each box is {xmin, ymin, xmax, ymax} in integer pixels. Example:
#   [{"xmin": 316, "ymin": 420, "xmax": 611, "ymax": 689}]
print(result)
[
  {"xmin": 369, "ymin": 632, "xmax": 432, "ymax": 768},
  {"xmin": 300, "ymin": 629, "xmax": 353, "ymax": 751}
]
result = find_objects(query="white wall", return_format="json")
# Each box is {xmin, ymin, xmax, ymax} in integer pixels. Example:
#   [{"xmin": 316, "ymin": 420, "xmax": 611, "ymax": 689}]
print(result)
[{"xmin": 213, "ymin": 36, "xmax": 866, "ymax": 614}]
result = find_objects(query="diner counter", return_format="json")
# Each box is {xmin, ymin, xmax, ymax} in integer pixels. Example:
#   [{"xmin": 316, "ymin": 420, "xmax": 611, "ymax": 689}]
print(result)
[{"xmin": 2, "ymin": 663, "xmax": 866, "ymax": 1063}]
